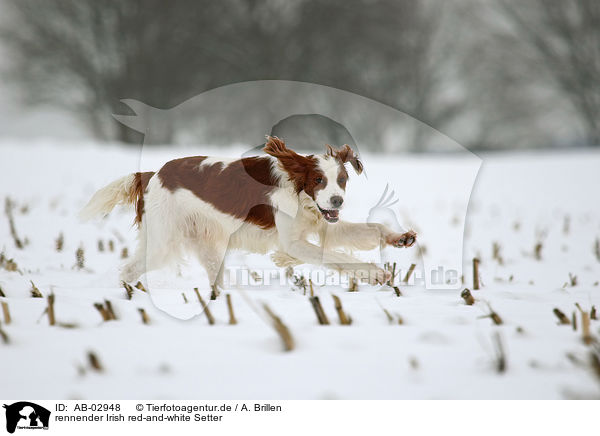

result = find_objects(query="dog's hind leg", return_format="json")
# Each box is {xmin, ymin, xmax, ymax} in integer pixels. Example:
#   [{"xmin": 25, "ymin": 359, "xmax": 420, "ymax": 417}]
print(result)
[
  {"xmin": 121, "ymin": 255, "xmax": 145, "ymax": 283},
  {"xmin": 121, "ymin": 225, "xmax": 148, "ymax": 283},
  {"xmin": 194, "ymin": 238, "xmax": 228, "ymax": 300},
  {"xmin": 121, "ymin": 218, "xmax": 176, "ymax": 284}
]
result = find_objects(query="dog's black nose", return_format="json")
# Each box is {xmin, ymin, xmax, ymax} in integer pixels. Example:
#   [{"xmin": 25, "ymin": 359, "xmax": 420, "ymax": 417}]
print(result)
[{"xmin": 331, "ymin": 196, "xmax": 343, "ymax": 208}]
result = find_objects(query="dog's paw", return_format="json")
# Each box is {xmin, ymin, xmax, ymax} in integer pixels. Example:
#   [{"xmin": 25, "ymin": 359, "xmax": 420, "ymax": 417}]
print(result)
[{"xmin": 386, "ymin": 230, "xmax": 417, "ymax": 248}]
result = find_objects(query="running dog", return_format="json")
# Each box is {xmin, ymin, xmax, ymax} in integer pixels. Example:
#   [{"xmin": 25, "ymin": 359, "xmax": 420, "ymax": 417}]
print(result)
[{"xmin": 81, "ymin": 136, "xmax": 416, "ymax": 297}]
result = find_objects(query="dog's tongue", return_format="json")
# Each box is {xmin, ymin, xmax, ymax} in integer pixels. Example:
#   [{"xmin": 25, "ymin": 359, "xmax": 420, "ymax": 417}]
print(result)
[{"xmin": 324, "ymin": 209, "xmax": 339, "ymax": 221}]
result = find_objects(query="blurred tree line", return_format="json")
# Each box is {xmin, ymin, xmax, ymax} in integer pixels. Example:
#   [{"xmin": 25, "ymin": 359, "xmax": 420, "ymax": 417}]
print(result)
[{"xmin": 0, "ymin": 0, "xmax": 598, "ymax": 150}]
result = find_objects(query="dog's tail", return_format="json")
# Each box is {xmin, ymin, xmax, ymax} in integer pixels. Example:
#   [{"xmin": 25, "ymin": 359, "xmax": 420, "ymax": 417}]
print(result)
[{"xmin": 79, "ymin": 172, "xmax": 155, "ymax": 225}]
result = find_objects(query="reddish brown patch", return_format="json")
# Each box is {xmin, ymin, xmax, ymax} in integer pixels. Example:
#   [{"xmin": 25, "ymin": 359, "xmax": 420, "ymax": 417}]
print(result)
[
  {"xmin": 326, "ymin": 144, "xmax": 363, "ymax": 174},
  {"xmin": 302, "ymin": 165, "xmax": 326, "ymax": 200},
  {"xmin": 337, "ymin": 163, "xmax": 349, "ymax": 190},
  {"xmin": 157, "ymin": 156, "xmax": 278, "ymax": 229},
  {"xmin": 263, "ymin": 136, "xmax": 324, "ymax": 200},
  {"xmin": 130, "ymin": 171, "xmax": 155, "ymax": 226}
]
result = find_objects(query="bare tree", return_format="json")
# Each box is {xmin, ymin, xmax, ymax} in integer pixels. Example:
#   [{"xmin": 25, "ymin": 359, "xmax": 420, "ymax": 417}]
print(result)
[
  {"xmin": 498, "ymin": 0, "xmax": 600, "ymax": 146},
  {"xmin": 0, "ymin": 0, "xmax": 457, "ymax": 148},
  {"xmin": 0, "ymin": 0, "xmax": 224, "ymax": 143},
  {"xmin": 289, "ymin": 0, "xmax": 458, "ymax": 151}
]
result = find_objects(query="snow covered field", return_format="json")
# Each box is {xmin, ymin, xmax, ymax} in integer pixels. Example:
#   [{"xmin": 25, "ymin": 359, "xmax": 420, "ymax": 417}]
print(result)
[{"xmin": 1, "ymin": 141, "xmax": 599, "ymax": 399}]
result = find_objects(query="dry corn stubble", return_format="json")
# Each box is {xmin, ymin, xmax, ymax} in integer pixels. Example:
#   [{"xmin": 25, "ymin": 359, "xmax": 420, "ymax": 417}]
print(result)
[
  {"xmin": 473, "ymin": 258, "xmax": 481, "ymax": 290},
  {"xmin": 1, "ymin": 301, "xmax": 11, "ymax": 324},
  {"xmin": 553, "ymin": 308, "xmax": 570, "ymax": 325},
  {"xmin": 138, "ymin": 308, "xmax": 150, "ymax": 324},
  {"xmin": 47, "ymin": 293, "xmax": 55, "ymax": 326},
  {"xmin": 226, "ymin": 293, "xmax": 237, "ymax": 325},
  {"xmin": 403, "ymin": 263, "xmax": 416, "ymax": 283},
  {"xmin": 87, "ymin": 351, "xmax": 103, "ymax": 372},
  {"xmin": 30, "ymin": 281, "xmax": 43, "ymax": 298},
  {"xmin": 309, "ymin": 296, "xmax": 330, "ymax": 325},
  {"xmin": 461, "ymin": 288, "xmax": 475, "ymax": 305},
  {"xmin": 332, "ymin": 294, "xmax": 352, "ymax": 325},
  {"xmin": 262, "ymin": 304, "xmax": 294, "ymax": 352},
  {"xmin": 194, "ymin": 288, "xmax": 215, "ymax": 325}
]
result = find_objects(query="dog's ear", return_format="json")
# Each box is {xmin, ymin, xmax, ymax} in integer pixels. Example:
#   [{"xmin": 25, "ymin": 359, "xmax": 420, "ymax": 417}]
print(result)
[
  {"xmin": 264, "ymin": 136, "xmax": 314, "ymax": 192},
  {"xmin": 326, "ymin": 144, "xmax": 363, "ymax": 175},
  {"xmin": 264, "ymin": 136, "xmax": 290, "ymax": 158}
]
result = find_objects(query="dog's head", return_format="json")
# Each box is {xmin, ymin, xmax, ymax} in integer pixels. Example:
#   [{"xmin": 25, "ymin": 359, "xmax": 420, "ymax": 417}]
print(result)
[{"xmin": 264, "ymin": 136, "xmax": 363, "ymax": 223}]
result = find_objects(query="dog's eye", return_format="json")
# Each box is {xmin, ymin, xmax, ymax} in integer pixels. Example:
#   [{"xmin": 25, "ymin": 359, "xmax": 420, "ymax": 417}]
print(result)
[
  {"xmin": 315, "ymin": 177, "xmax": 323, "ymax": 184},
  {"xmin": 338, "ymin": 178, "xmax": 346, "ymax": 184}
]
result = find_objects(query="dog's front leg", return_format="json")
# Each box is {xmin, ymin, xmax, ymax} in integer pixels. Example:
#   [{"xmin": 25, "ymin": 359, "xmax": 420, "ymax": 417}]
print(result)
[
  {"xmin": 275, "ymin": 212, "xmax": 389, "ymax": 284},
  {"xmin": 287, "ymin": 239, "xmax": 390, "ymax": 285},
  {"xmin": 322, "ymin": 221, "xmax": 416, "ymax": 251}
]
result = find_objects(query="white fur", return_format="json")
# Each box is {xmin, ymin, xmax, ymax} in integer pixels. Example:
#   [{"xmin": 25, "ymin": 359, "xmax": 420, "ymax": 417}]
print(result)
[
  {"xmin": 314, "ymin": 155, "xmax": 346, "ymax": 210},
  {"xmin": 200, "ymin": 157, "xmax": 236, "ymax": 168},
  {"xmin": 79, "ymin": 174, "xmax": 135, "ymax": 221},
  {"xmin": 81, "ymin": 154, "xmax": 404, "ymax": 290}
]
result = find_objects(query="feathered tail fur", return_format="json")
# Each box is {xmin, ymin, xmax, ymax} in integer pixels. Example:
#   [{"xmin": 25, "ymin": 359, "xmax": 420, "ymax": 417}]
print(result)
[{"xmin": 79, "ymin": 172, "xmax": 154, "ymax": 225}]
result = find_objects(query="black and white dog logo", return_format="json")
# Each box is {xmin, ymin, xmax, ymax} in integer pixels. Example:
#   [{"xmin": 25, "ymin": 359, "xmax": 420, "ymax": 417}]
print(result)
[{"xmin": 3, "ymin": 402, "xmax": 50, "ymax": 433}]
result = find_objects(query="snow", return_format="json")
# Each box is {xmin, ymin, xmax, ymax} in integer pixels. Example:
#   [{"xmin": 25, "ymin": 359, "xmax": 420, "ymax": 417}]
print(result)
[{"xmin": 1, "ymin": 141, "xmax": 599, "ymax": 399}]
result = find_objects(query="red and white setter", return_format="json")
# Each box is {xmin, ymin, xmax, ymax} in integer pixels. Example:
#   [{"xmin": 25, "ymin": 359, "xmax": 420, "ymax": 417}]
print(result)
[{"xmin": 81, "ymin": 136, "xmax": 416, "ymax": 297}]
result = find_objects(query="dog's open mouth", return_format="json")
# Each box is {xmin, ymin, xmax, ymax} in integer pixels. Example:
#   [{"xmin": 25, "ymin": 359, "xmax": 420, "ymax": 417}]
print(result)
[{"xmin": 318, "ymin": 205, "xmax": 340, "ymax": 223}]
